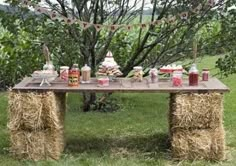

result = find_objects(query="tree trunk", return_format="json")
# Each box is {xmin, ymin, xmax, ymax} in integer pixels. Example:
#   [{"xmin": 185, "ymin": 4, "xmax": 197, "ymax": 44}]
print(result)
[
  {"xmin": 82, "ymin": 92, "xmax": 96, "ymax": 112},
  {"xmin": 82, "ymin": 92, "xmax": 114, "ymax": 112}
]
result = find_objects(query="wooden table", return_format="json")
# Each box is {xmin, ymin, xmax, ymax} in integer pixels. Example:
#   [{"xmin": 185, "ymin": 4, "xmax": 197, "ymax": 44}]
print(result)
[
  {"xmin": 9, "ymin": 77, "xmax": 229, "ymax": 161},
  {"xmin": 14, "ymin": 77, "xmax": 229, "ymax": 93}
]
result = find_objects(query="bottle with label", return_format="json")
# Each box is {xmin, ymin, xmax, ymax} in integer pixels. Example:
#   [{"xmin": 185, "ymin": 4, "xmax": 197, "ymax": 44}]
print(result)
[
  {"xmin": 68, "ymin": 64, "xmax": 80, "ymax": 87},
  {"xmin": 189, "ymin": 64, "xmax": 199, "ymax": 86},
  {"xmin": 81, "ymin": 64, "xmax": 91, "ymax": 83}
]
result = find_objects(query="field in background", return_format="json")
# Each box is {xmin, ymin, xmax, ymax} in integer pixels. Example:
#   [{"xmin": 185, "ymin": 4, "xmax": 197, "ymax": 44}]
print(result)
[{"xmin": 0, "ymin": 55, "xmax": 236, "ymax": 166}]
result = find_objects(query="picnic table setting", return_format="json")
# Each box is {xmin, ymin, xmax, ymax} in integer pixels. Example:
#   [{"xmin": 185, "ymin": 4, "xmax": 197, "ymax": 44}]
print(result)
[
  {"xmin": 3, "ymin": 0, "xmax": 233, "ymax": 163},
  {"xmin": 8, "ymin": 47, "xmax": 229, "ymax": 161}
]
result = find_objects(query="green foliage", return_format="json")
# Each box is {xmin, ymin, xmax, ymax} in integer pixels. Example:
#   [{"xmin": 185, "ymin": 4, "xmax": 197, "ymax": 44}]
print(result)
[
  {"xmin": 198, "ymin": 21, "xmax": 223, "ymax": 55},
  {"xmin": 0, "ymin": 12, "xmax": 44, "ymax": 89},
  {"xmin": 108, "ymin": 30, "xmax": 137, "ymax": 68},
  {"xmin": 0, "ymin": 10, "xmax": 83, "ymax": 89},
  {"xmin": 213, "ymin": 0, "xmax": 236, "ymax": 76},
  {"xmin": 216, "ymin": 52, "xmax": 236, "ymax": 77}
]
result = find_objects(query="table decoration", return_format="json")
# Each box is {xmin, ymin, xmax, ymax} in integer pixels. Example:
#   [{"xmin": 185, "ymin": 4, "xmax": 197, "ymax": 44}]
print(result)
[
  {"xmin": 96, "ymin": 51, "xmax": 122, "ymax": 81},
  {"xmin": 31, "ymin": 71, "xmax": 58, "ymax": 86}
]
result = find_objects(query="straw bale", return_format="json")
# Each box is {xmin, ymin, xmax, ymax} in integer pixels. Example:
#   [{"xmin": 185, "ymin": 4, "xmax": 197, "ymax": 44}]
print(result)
[
  {"xmin": 169, "ymin": 93, "xmax": 223, "ymax": 130},
  {"xmin": 45, "ymin": 129, "xmax": 65, "ymax": 160},
  {"xmin": 10, "ymin": 130, "xmax": 46, "ymax": 160},
  {"xmin": 8, "ymin": 92, "xmax": 44, "ymax": 130},
  {"xmin": 41, "ymin": 92, "xmax": 66, "ymax": 130},
  {"xmin": 8, "ymin": 91, "xmax": 66, "ymax": 131},
  {"xmin": 10, "ymin": 129, "xmax": 64, "ymax": 161},
  {"xmin": 171, "ymin": 127, "xmax": 225, "ymax": 160}
]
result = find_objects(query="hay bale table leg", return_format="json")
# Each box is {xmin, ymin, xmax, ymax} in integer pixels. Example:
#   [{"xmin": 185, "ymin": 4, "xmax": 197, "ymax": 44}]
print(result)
[
  {"xmin": 169, "ymin": 92, "xmax": 225, "ymax": 160},
  {"xmin": 8, "ymin": 91, "xmax": 66, "ymax": 161}
]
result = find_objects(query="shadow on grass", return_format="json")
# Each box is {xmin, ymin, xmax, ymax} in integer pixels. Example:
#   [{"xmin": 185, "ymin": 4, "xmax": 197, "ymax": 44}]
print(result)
[{"xmin": 65, "ymin": 132, "xmax": 171, "ymax": 159}]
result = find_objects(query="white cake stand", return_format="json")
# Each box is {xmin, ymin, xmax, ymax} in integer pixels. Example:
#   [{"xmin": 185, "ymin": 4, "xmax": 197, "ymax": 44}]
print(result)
[{"xmin": 31, "ymin": 73, "xmax": 58, "ymax": 86}]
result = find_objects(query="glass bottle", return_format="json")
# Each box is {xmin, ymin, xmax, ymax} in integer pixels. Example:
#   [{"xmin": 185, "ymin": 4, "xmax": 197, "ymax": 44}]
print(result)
[
  {"xmin": 202, "ymin": 68, "xmax": 209, "ymax": 81},
  {"xmin": 189, "ymin": 64, "xmax": 199, "ymax": 86},
  {"xmin": 73, "ymin": 64, "xmax": 80, "ymax": 82},
  {"xmin": 68, "ymin": 64, "xmax": 80, "ymax": 87},
  {"xmin": 149, "ymin": 68, "xmax": 158, "ymax": 83}
]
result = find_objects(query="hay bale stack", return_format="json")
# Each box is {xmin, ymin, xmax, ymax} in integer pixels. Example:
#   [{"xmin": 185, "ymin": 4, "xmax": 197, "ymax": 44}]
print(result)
[
  {"xmin": 10, "ymin": 129, "xmax": 64, "ymax": 160},
  {"xmin": 41, "ymin": 92, "xmax": 65, "ymax": 130},
  {"xmin": 169, "ymin": 93, "xmax": 225, "ymax": 160},
  {"xmin": 8, "ymin": 91, "xmax": 66, "ymax": 161},
  {"xmin": 8, "ymin": 92, "xmax": 44, "ymax": 130},
  {"xmin": 171, "ymin": 127, "xmax": 225, "ymax": 160},
  {"xmin": 169, "ymin": 93, "xmax": 223, "ymax": 129},
  {"xmin": 10, "ymin": 130, "xmax": 46, "ymax": 160}
]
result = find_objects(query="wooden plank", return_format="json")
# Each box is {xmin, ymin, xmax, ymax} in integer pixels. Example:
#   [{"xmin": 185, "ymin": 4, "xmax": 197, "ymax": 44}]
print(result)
[
  {"xmin": 13, "ymin": 77, "xmax": 33, "ymax": 89},
  {"xmin": 13, "ymin": 77, "xmax": 230, "ymax": 93}
]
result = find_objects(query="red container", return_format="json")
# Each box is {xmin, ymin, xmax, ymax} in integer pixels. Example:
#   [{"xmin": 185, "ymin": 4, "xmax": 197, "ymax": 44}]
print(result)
[
  {"xmin": 189, "ymin": 64, "xmax": 199, "ymax": 86},
  {"xmin": 189, "ymin": 73, "xmax": 199, "ymax": 86},
  {"xmin": 172, "ymin": 71, "xmax": 183, "ymax": 87},
  {"xmin": 202, "ymin": 68, "xmax": 209, "ymax": 81}
]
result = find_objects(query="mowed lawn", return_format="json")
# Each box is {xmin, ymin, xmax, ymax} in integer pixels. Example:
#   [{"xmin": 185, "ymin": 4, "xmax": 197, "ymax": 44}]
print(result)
[{"xmin": 0, "ymin": 56, "xmax": 236, "ymax": 166}]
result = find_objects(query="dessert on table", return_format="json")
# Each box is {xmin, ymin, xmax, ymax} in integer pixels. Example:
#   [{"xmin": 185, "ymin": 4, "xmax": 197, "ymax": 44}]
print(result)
[
  {"xmin": 160, "ymin": 64, "xmax": 183, "ymax": 73},
  {"xmin": 96, "ymin": 51, "xmax": 122, "ymax": 81}
]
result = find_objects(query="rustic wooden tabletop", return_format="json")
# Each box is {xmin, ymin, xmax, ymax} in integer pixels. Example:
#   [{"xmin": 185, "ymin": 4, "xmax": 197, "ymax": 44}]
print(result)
[{"xmin": 13, "ymin": 77, "xmax": 230, "ymax": 93}]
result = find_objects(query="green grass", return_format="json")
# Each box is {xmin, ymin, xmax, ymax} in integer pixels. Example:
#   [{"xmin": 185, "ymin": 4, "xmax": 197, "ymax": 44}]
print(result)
[{"xmin": 0, "ymin": 56, "xmax": 236, "ymax": 165}]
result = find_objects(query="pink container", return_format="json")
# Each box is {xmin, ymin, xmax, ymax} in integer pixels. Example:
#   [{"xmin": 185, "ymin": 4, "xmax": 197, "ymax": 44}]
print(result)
[
  {"xmin": 172, "ymin": 71, "xmax": 183, "ymax": 87},
  {"xmin": 97, "ymin": 77, "xmax": 109, "ymax": 87},
  {"xmin": 60, "ymin": 66, "xmax": 69, "ymax": 81}
]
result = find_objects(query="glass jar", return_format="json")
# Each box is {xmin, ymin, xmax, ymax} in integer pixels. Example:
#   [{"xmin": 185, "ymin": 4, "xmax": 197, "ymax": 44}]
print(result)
[
  {"xmin": 68, "ymin": 64, "xmax": 80, "ymax": 87},
  {"xmin": 60, "ymin": 66, "xmax": 69, "ymax": 81},
  {"xmin": 133, "ymin": 66, "xmax": 143, "ymax": 82},
  {"xmin": 149, "ymin": 68, "xmax": 158, "ymax": 83},
  {"xmin": 189, "ymin": 64, "xmax": 199, "ymax": 86},
  {"xmin": 172, "ymin": 71, "xmax": 183, "ymax": 87},
  {"xmin": 97, "ymin": 76, "xmax": 109, "ymax": 87},
  {"xmin": 202, "ymin": 68, "xmax": 209, "ymax": 81},
  {"xmin": 81, "ymin": 64, "xmax": 91, "ymax": 83}
]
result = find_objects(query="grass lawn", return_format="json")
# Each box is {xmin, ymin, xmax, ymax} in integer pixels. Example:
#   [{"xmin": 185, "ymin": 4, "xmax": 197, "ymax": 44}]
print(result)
[{"xmin": 0, "ymin": 56, "xmax": 236, "ymax": 166}]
